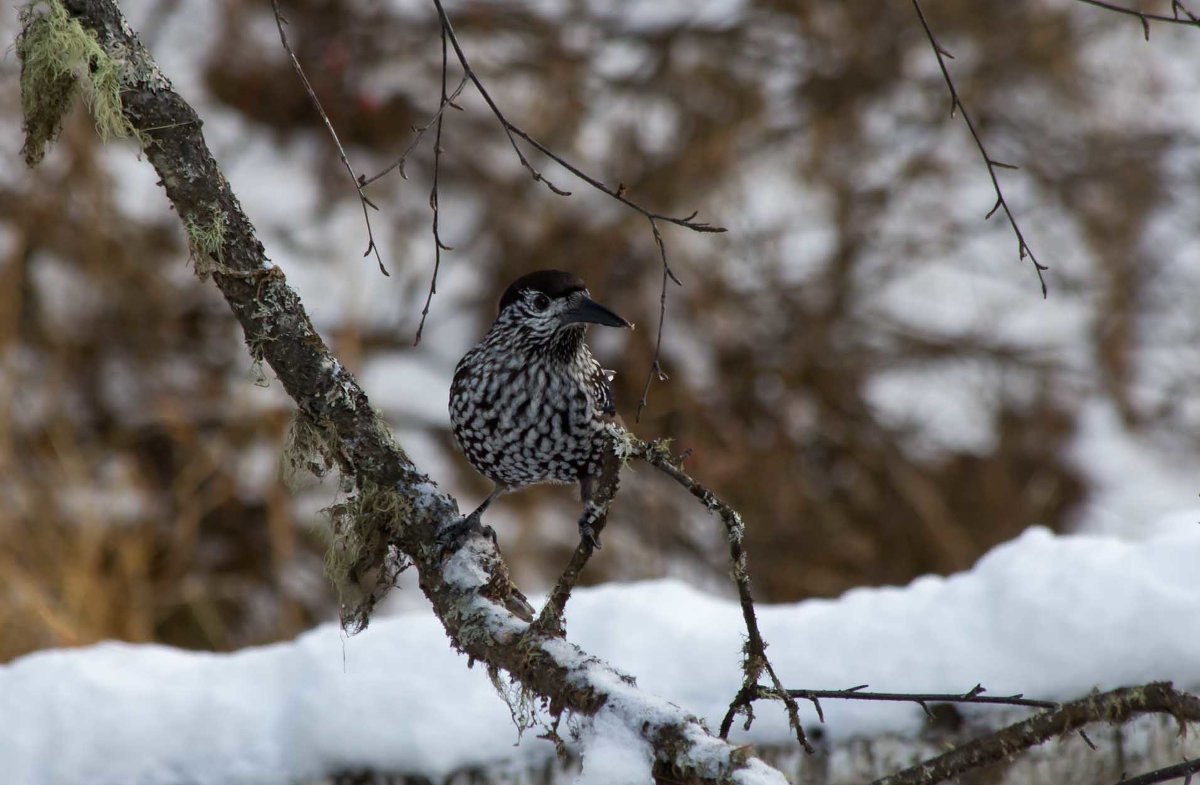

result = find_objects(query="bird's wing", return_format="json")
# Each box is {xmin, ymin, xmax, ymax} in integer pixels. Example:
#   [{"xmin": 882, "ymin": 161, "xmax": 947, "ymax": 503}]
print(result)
[{"xmin": 596, "ymin": 367, "xmax": 617, "ymax": 418}]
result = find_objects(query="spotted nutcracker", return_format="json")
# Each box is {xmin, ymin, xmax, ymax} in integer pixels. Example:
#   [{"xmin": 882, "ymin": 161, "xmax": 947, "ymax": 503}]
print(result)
[{"xmin": 448, "ymin": 270, "xmax": 630, "ymax": 548}]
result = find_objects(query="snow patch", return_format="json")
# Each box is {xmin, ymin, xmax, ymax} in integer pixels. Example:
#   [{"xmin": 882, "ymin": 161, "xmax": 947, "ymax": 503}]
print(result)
[{"xmin": 575, "ymin": 709, "xmax": 654, "ymax": 785}]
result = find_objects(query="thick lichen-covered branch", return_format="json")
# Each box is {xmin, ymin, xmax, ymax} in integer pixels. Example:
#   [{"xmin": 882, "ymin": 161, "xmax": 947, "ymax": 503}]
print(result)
[{"xmin": 18, "ymin": 2, "xmax": 789, "ymax": 782}]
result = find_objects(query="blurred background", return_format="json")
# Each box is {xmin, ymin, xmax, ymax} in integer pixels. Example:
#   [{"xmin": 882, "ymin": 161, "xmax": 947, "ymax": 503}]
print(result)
[{"xmin": 2, "ymin": 0, "xmax": 1199, "ymax": 663}]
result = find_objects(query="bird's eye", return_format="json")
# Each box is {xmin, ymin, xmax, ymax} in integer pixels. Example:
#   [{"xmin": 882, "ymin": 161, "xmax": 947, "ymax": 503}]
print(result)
[{"xmin": 531, "ymin": 293, "xmax": 551, "ymax": 312}]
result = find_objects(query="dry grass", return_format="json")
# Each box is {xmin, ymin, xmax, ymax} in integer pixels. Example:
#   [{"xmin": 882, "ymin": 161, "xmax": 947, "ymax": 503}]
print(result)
[
  {"xmin": 0, "ymin": 112, "xmax": 327, "ymax": 663},
  {"xmin": 2, "ymin": 0, "xmax": 1189, "ymax": 663}
]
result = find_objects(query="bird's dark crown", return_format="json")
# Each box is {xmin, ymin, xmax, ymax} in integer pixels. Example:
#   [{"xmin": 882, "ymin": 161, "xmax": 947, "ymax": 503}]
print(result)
[{"xmin": 498, "ymin": 269, "xmax": 587, "ymax": 314}]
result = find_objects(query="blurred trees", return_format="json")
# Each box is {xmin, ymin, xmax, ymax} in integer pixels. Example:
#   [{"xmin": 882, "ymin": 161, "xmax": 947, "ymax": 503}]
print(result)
[{"xmin": 2, "ymin": 0, "xmax": 1197, "ymax": 660}]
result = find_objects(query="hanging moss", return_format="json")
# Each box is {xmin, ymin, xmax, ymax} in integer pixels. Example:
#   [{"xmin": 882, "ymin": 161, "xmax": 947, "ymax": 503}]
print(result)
[
  {"xmin": 281, "ymin": 410, "xmax": 335, "ymax": 487},
  {"xmin": 487, "ymin": 664, "xmax": 539, "ymax": 741},
  {"xmin": 323, "ymin": 478, "xmax": 413, "ymax": 633},
  {"xmin": 17, "ymin": 0, "xmax": 142, "ymax": 165}
]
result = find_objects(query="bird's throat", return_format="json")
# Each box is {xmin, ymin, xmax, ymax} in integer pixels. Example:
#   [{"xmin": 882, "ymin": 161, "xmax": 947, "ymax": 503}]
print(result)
[{"xmin": 548, "ymin": 324, "xmax": 588, "ymax": 364}]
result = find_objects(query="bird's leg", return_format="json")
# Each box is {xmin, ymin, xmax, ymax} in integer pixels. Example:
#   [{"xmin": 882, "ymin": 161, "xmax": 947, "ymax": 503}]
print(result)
[
  {"xmin": 438, "ymin": 483, "xmax": 504, "ymax": 547},
  {"xmin": 470, "ymin": 483, "xmax": 505, "ymax": 521},
  {"xmin": 577, "ymin": 476, "xmax": 603, "ymax": 550}
]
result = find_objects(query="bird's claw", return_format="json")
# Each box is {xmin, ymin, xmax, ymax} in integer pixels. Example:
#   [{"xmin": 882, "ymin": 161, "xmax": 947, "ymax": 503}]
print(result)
[
  {"xmin": 438, "ymin": 512, "xmax": 497, "ymax": 550},
  {"xmin": 579, "ymin": 523, "xmax": 602, "ymax": 550}
]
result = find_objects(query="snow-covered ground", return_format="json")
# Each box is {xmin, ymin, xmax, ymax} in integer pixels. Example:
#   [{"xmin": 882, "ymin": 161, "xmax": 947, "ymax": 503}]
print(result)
[{"xmin": 3, "ymin": 514, "xmax": 1198, "ymax": 785}]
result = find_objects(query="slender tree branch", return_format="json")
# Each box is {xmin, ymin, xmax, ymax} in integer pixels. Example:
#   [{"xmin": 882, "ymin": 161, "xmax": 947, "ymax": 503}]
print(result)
[
  {"xmin": 270, "ymin": 0, "xmax": 389, "ymax": 276},
  {"xmin": 356, "ymin": 74, "xmax": 467, "ymax": 189},
  {"xmin": 1177, "ymin": 0, "xmax": 1200, "ymax": 24},
  {"xmin": 1117, "ymin": 756, "xmax": 1200, "ymax": 785},
  {"xmin": 533, "ymin": 427, "xmax": 623, "ymax": 635},
  {"xmin": 637, "ymin": 226, "xmax": 674, "ymax": 421},
  {"xmin": 427, "ymin": 0, "xmax": 718, "ymax": 409},
  {"xmin": 625, "ymin": 436, "xmax": 813, "ymax": 754},
  {"xmin": 32, "ymin": 3, "xmax": 785, "ymax": 781},
  {"xmin": 530, "ymin": 430, "xmax": 812, "ymax": 750},
  {"xmin": 413, "ymin": 27, "xmax": 457, "ymax": 346},
  {"xmin": 910, "ymin": 0, "xmax": 1049, "ymax": 297},
  {"xmin": 1074, "ymin": 0, "xmax": 1200, "ymax": 39},
  {"xmin": 532, "ymin": 539, "xmax": 596, "ymax": 636},
  {"xmin": 786, "ymin": 684, "xmax": 1057, "ymax": 723},
  {"xmin": 870, "ymin": 682, "xmax": 1200, "ymax": 785},
  {"xmin": 426, "ymin": 0, "xmax": 723, "ymax": 234}
]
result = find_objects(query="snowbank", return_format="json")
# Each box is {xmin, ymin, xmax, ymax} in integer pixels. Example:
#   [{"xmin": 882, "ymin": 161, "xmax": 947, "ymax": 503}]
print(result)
[{"xmin": 3, "ymin": 516, "xmax": 1199, "ymax": 785}]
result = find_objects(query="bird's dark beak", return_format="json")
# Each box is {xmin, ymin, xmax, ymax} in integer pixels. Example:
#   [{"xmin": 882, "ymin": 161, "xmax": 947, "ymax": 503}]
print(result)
[{"xmin": 561, "ymin": 296, "xmax": 631, "ymax": 328}]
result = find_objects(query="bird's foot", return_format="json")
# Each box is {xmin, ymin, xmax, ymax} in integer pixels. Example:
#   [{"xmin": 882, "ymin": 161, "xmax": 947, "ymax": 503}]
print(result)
[
  {"xmin": 437, "ymin": 511, "xmax": 497, "ymax": 550},
  {"xmin": 579, "ymin": 521, "xmax": 602, "ymax": 550}
]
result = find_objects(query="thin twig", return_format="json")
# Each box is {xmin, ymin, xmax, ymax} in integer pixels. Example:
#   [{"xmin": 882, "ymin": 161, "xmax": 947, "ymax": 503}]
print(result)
[
  {"xmin": 1176, "ymin": 0, "xmax": 1200, "ymax": 24},
  {"xmin": 413, "ymin": 28, "xmax": 456, "ymax": 346},
  {"xmin": 430, "ymin": 0, "xmax": 570, "ymax": 196},
  {"xmin": 270, "ymin": 0, "xmax": 390, "ymax": 276},
  {"xmin": 636, "ymin": 220, "xmax": 675, "ymax": 421},
  {"xmin": 632, "ymin": 437, "xmax": 813, "ymax": 754},
  {"xmin": 786, "ymin": 684, "xmax": 1058, "ymax": 723},
  {"xmin": 533, "ymin": 432, "xmax": 811, "ymax": 750},
  {"xmin": 1117, "ymin": 756, "xmax": 1200, "ymax": 785},
  {"xmin": 427, "ymin": 0, "xmax": 723, "ymax": 233},
  {"xmin": 910, "ymin": 0, "xmax": 1048, "ymax": 297},
  {"xmin": 427, "ymin": 0, "xmax": 721, "ymax": 409},
  {"xmin": 357, "ymin": 74, "xmax": 467, "ymax": 189},
  {"xmin": 1075, "ymin": 0, "xmax": 1200, "ymax": 40}
]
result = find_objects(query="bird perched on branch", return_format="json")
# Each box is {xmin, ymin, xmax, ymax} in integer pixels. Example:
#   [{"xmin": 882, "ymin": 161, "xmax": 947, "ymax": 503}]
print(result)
[{"xmin": 448, "ymin": 269, "xmax": 630, "ymax": 549}]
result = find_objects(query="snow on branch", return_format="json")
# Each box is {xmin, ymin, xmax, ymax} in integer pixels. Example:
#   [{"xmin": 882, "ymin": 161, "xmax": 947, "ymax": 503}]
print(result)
[{"xmin": 18, "ymin": 0, "xmax": 786, "ymax": 781}]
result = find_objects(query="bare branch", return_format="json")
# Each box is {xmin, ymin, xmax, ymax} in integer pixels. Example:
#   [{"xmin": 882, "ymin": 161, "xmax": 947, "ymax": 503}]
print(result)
[
  {"xmin": 786, "ymin": 684, "xmax": 1058, "ymax": 723},
  {"xmin": 1074, "ymin": 0, "xmax": 1200, "ymax": 39},
  {"xmin": 427, "ymin": 0, "xmax": 720, "ymax": 407},
  {"xmin": 636, "ymin": 220, "xmax": 676, "ymax": 421},
  {"xmin": 413, "ymin": 27, "xmax": 456, "ymax": 346},
  {"xmin": 910, "ymin": 0, "xmax": 1049, "ymax": 297},
  {"xmin": 1117, "ymin": 756, "xmax": 1200, "ymax": 785},
  {"xmin": 427, "ymin": 0, "xmax": 723, "ymax": 234},
  {"xmin": 1176, "ymin": 0, "xmax": 1200, "ymax": 24},
  {"xmin": 870, "ymin": 682, "xmax": 1200, "ymax": 785},
  {"xmin": 533, "ymin": 428, "xmax": 623, "ymax": 635},
  {"xmin": 628, "ymin": 436, "xmax": 813, "ymax": 754},
  {"xmin": 357, "ymin": 74, "xmax": 467, "ymax": 189},
  {"xmin": 270, "ymin": 0, "xmax": 390, "ymax": 276}
]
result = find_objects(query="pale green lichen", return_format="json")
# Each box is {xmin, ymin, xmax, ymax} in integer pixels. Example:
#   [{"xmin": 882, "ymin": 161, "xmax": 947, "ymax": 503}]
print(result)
[
  {"xmin": 17, "ymin": 0, "xmax": 141, "ymax": 165},
  {"xmin": 725, "ymin": 512, "xmax": 746, "ymax": 543},
  {"xmin": 185, "ymin": 204, "xmax": 227, "ymax": 280},
  {"xmin": 610, "ymin": 427, "xmax": 650, "ymax": 469}
]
